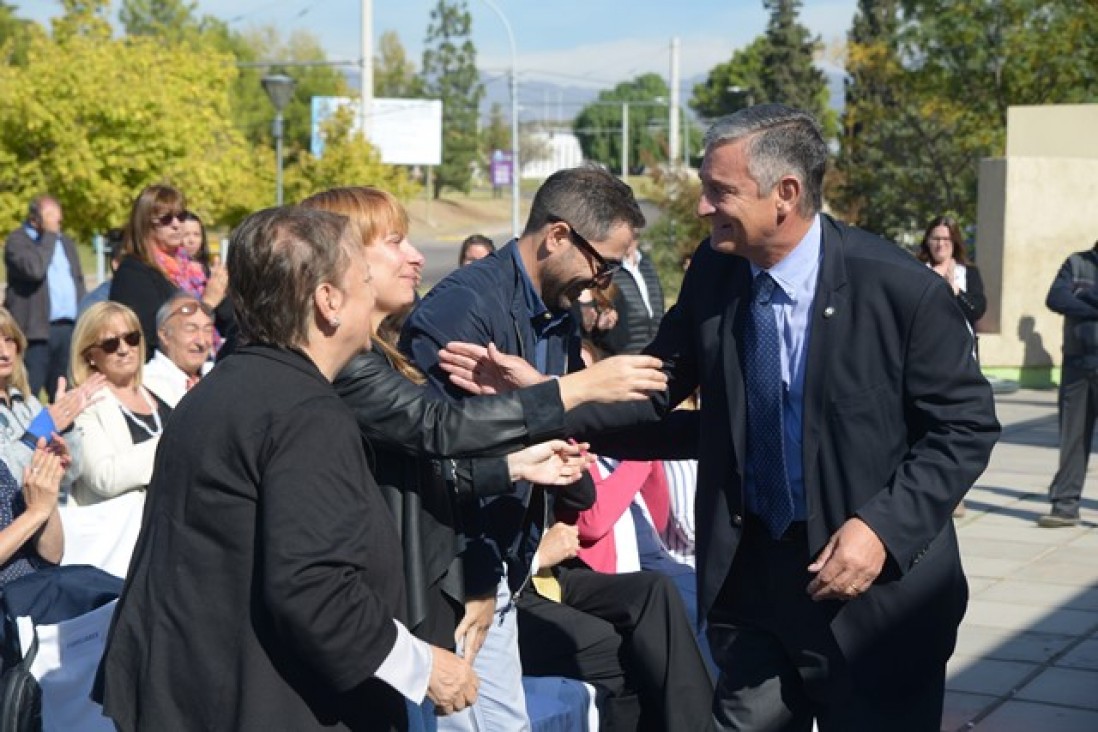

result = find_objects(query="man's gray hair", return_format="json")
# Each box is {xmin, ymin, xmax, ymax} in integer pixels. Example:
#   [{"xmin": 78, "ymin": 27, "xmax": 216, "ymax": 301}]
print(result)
[
  {"xmin": 703, "ymin": 104, "xmax": 827, "ymax": 217},
  {"xmin": 155, "ymin": 292, "xmax": 211, "ymax": 333}
]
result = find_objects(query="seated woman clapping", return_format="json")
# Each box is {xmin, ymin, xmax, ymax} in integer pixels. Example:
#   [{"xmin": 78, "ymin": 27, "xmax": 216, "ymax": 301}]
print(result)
[
  {"xmin": 0, "ymin": 307, "xmax": 104, "ymax": 497},
  {"xmin": 0, "ymin": 440, "xmax": 66, "ymax": 588},
  {"xmin": 69, "ymin": 302, "xmax": 170, "ymax": 506}
]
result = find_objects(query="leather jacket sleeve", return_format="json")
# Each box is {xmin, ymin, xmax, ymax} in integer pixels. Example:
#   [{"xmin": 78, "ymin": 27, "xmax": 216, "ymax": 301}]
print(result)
[{"xmin": 334, "ymin": 348, "xmax": 566, "ymax": 459}]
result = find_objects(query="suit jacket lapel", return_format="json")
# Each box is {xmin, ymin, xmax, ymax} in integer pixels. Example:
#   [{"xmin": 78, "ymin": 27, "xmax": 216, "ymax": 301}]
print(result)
[{"xmin": 802, "ymin": 215, "xmax": 849, "ymax": 521}]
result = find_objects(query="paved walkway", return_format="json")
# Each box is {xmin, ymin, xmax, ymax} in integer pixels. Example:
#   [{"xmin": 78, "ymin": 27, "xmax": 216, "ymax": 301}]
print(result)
[{"xmin": 944, "ymin": 388, "xmax": 1098, "ymax": 731}]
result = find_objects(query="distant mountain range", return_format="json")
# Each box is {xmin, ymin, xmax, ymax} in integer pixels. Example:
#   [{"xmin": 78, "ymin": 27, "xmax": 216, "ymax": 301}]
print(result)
[{"xmin": 343, "ymin": 64, "xmax": 846, "ymax": 127}]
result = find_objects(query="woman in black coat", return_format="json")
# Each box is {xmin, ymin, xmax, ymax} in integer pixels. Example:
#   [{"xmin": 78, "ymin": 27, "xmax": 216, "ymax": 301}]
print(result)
[{"xmin": 97, "ymin": 206, "xmax": 479, "ymax": 730}]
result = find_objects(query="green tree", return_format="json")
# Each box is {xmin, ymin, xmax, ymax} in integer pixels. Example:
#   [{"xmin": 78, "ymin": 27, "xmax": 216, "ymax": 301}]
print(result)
[
  {"xmin": 0, "ymin": 14, "xmax": 266, "ymax": 240},
  {"xmin": 573, "ymin": 73, "xmax": 671, "ymax": 174},
  {"xmin": 481, "ymin": 102, "xmax": 509, "ymax": 160},
  {"xmin": 421, "ymin": 0, "xmax": 484, "ymax": 198},
  {"xmin": 831, "ymin": 0, "xmax": 1098, "ymax": 239},
  {"xmin": 375, "ymin": 30, "xmax": 425, "ymax": 97},
  {"xmin": 690, "ymin": 37, "xmax": 768, "ymax": 120},
  {"xmin": 759, "ymin": 0, "xmax": 836, "ymax": 138},
  {"xmin": 119, "ymin": 0, "xmax": 198, "ymax": 36},
  {"xmin": 640, "ymin": 167, "xmax": 708, "ymax": 300},
  {"xmin": 0, "ymin": 1, "xmax": 37, "ymax": 63}
]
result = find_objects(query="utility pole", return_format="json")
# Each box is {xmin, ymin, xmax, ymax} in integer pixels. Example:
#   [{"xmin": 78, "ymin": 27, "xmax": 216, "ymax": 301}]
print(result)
[
  {"xmin": 669, "ymin": 37, "xmax": 680, "ymax": 165},
  {"xmin": 621, "ymin": 102, "xmax": 629, "ymax": 179},
  {"xmin": 360, "ymin": 0, "xmax": 373, "ymax": 140}
]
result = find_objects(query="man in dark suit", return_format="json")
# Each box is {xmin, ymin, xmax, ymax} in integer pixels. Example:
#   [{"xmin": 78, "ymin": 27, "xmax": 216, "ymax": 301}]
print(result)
[
  {"xmin": 479, "ymin": 106, "xmax": 994, "ymax": 730},
  {"xmin": 637, "ymin": 105, "xmax": 1000, "ymax": 729}
]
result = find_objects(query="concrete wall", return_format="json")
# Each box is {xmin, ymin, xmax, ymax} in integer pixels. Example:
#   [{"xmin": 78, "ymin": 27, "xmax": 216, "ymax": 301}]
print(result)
[
  {"xmin": 974, "ymin": 105, "xmax": 1098, "ymax": 380},
  {"xmin": 976, "ymin": 156, "xmax": 1098, "ymax": 375}
]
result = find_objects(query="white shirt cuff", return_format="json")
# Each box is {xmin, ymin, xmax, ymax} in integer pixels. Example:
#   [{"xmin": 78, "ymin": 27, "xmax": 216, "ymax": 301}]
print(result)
[{"xmin": 373, "ymin": 620, "xmax": 433, "ymax": 702}]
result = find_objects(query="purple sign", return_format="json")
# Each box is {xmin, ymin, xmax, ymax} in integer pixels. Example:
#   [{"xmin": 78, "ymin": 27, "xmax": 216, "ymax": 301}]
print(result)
[{"xmin": 490, "ymin": 150, "xmax": 514, "ymax": 187}]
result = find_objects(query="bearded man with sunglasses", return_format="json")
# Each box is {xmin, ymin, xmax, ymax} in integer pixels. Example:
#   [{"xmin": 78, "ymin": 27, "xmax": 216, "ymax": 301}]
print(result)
[{"xmin": 402, "ymin": 165, "xmax": 714, "ymax": 731}]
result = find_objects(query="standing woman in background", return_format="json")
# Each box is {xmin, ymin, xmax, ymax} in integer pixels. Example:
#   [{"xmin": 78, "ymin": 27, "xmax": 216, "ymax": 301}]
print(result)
[
  {"xmin": 110, "ymin": 185, "xmax": 228, "ymax": 356},
  {"xmin": 918, "ymin": 215, "xmax": 987, "ymax": 343},
  {"xmin": 919, "ymin": 215, "xmax": 987, "ymax": 518}
]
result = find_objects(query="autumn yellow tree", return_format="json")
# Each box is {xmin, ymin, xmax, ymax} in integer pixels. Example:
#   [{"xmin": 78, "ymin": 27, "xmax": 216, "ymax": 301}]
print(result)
[{"xmin": 0, "ymin": 1, "xmax": 267, "ymax": 240}]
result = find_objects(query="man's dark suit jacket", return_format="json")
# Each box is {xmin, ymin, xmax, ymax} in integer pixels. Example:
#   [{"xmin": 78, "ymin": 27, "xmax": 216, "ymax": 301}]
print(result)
[{"xmin": 577, "ymin": 214, "xmax": 1000, "ymax": 687}]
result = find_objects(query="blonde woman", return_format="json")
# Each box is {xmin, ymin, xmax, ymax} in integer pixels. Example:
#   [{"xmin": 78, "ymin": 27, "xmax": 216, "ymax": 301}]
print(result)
[
  {"xmin": 69, "ymin": 302, "xmax": 170, "ymax": 505},
  {"xmin": 0, "ymin": 307, "xmax": 101, "ymax": 494}
]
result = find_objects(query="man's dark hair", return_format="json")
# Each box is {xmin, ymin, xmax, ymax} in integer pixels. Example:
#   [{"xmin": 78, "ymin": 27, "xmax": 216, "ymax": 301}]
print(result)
[
  {"xmin": 703, "ymin": 104, "xmax": 828, "ymax": 217},
  {"xmin": 228, "ymin": 206, "xmax": 349, "ymax": 349},
  {"xmin": 523, "ymin": 164, "xmax": 646, "ymax": 242}
]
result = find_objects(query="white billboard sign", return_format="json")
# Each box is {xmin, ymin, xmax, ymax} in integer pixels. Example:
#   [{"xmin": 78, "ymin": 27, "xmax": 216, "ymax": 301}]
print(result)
[{"xmin": 311, "ymin": 96, "xmax": 442, "ymax": 167}]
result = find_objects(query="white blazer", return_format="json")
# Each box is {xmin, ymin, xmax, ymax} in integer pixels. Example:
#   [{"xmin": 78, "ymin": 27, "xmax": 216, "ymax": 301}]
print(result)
[{"xmin": 71, "ymin": 390, "xmax": 159, "ymax": 506}]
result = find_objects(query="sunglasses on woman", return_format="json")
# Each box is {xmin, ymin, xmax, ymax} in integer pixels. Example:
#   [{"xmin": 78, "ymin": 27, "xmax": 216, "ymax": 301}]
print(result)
[
  {"xmin": 153, "ymin": 211, "xmax": 186, "ymax": 227},
  {"xmin": 87, "ymin": 330, "xmax": 142, "ymax": 355}
]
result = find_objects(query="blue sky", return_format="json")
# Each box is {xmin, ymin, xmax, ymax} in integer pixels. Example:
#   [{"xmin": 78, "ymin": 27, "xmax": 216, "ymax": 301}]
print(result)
[{"xmin": 17, "ymin": 0, "xmax": 857, "ymax": 90}]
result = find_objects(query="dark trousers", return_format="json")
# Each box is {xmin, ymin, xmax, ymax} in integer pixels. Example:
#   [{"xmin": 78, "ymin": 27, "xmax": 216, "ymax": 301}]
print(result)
[
  {"xmin": 24, "ymin": 320, "xmax": 74, "ymax": 401},
  {"xmin": 517, "ymin": 566, "xmax": 714, "ymax": 732},
  {"xmin": 1048, "ymin": 364, "xmax": 1098, "ymax": 517},
  {"xmin": 709, "ymin": 518, "xmax": 944, "ymax": 732}
]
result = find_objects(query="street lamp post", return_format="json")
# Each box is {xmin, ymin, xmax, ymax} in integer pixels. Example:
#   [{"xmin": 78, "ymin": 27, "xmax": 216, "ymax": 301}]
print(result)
[
  {"xmin": 478, "ymin": 0, "xmax": 520, "ymax": 238},
  {"xmin": 262, "ymin": 74, "xmax": 297, "ymax": 205}
]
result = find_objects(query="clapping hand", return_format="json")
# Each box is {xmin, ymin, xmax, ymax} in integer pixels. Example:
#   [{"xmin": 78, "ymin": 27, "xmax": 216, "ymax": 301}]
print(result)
[{"xmin": 47, "ymin": 373, "xmax": 106, "ymax": 432}]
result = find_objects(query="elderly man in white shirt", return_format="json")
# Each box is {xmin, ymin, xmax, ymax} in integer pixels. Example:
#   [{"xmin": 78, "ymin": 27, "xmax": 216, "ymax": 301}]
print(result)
[{"xmin": 142, "ymin": 293, "xmax": 214, "ymax": 407}]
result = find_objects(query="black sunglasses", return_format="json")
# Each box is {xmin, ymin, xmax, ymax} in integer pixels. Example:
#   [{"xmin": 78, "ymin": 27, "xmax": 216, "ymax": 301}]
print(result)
[
  {"xmin": 87, "ymin": 330, "xmax": 142, "ymax": 355},
  {"xmin": 152, "ymin": 211, "xmax": 186, "ymax": 227},
  {"xmin": 547, "ymin": 216, "xmax": 621, "ymax": 290}
]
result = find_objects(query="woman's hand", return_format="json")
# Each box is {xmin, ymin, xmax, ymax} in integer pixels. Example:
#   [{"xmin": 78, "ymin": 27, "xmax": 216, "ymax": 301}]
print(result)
[
  {"xmin": 203, "ymin": 260, "xmax": 229, "ymax": 308},
  {"xmin": 439, "ymin": 341, "xmax": 547, "ymax": 395},
  {"xmin": 931, "ymin": 259, "xmax": 959, "ymax": 294},
  {"xmin": 506, "ymin": 440, "xmax": 593, "ymax": 484},
  {"xmin": 22, "ymin": 439, "xmax": 64, "ymax": 522},
  {"xmin": 47, "ymin": 373, "xmax": 106, "ymax": 432},
  {"xmin": 46, "ymin": 432, "xmax": 72, "ymax": 470}
]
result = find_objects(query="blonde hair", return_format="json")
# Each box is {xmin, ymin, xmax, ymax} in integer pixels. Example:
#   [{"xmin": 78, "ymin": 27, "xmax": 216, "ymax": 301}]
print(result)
[
  {"xmin": 0, "ymin": 308, "xmax": 31, "ymax": 396},
  {"xmin": 71, "ymin": 302, "xmax": 146, "ymax": 387},
  {"xmin": 298, "ymin": 187, "xmax": 423, "ymax": 383}
]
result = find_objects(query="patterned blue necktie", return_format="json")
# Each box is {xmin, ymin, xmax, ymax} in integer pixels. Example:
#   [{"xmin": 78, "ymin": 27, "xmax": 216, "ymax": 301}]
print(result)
[{"xmin": 743, "ymin": 272, "xmax": 794, "ymax": 539}]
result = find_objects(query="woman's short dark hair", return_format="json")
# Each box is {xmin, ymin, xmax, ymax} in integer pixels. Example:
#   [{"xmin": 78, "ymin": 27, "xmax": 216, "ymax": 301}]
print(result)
[
  {"xmin": 228, "ymin": 206, "xmax": 350, "ymax": 349},
  {"xmin": 123, "ymin": 184, "xmax": 186, "ymax": 270},
  {"xmin": 917, "ymin": 215, "xmax": 970, "ymax": 265}
]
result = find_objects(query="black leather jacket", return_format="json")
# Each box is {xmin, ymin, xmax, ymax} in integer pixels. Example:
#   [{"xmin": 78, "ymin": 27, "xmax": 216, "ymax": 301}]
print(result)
[{"xmin": 334, "ymin": 346, "xmax": 567, "ymax": 645}]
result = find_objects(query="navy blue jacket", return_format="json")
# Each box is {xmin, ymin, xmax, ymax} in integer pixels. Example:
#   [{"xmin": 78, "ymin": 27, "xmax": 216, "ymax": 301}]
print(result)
[{"xmin": 401, "ymin": 242, "xmax": 592, "ymax": 590}]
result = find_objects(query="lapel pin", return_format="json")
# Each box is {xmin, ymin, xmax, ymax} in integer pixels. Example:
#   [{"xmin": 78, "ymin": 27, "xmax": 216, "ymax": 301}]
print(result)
[{"xmin": 823, "ymin": 306, "xmax": 835, "ymax": 319}]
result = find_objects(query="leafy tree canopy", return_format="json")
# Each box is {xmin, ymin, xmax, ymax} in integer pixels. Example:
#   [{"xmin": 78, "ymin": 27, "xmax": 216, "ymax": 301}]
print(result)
[
  {"xmin": 574, "ymin": 73, "xmax": 672, "ymax": 174},
  {"xmin": 422, "ymin": 0, "xmax": 484, "ymax": 197}
]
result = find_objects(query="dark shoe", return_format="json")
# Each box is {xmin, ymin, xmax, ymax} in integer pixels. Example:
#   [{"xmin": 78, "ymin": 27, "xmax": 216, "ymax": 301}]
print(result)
[{"xmin": 1037, "ymin": 513, "xmax": 1080, "ymax": 528}]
